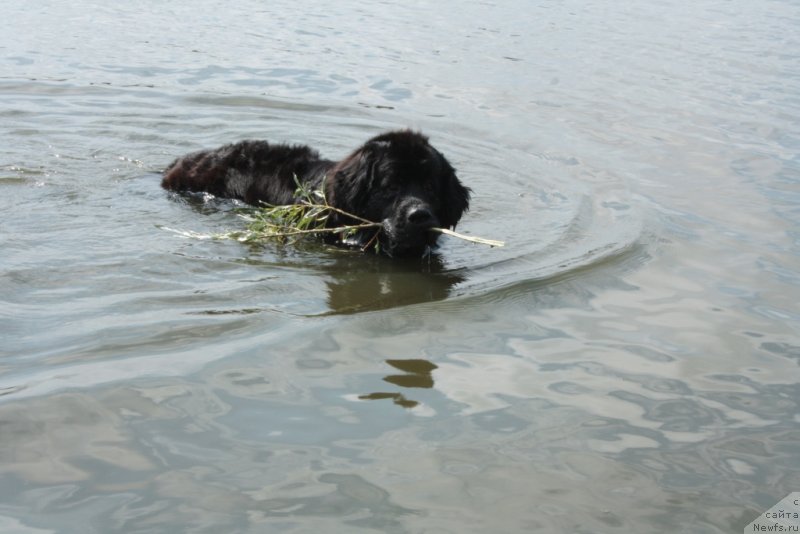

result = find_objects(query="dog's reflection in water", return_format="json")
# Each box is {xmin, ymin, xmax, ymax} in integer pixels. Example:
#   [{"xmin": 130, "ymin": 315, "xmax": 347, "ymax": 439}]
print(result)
[
  {"xmin": 359, "ymin": 359, "xmax": 438, "ymax": 409},
  {"xmin": 324, "ymin": 253, "xmax": 464, "ymax": 315}
]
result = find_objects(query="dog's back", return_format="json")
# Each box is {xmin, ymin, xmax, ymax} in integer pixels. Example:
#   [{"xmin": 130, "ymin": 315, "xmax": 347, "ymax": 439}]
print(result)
[{"xmin": 162, "ymin": 140, "xmax": 331, "ymax": 205}]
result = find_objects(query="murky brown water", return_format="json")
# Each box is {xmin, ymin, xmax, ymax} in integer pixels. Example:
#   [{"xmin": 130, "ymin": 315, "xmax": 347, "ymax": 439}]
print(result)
[{"xmin": 2, "ymin": 1, "xmax": 799, "ymax": 532}]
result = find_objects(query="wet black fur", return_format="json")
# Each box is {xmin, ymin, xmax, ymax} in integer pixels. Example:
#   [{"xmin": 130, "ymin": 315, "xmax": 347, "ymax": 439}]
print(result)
[{"xmin": 162, "ymin": 130, "xmax": 471, "ymax": 257}]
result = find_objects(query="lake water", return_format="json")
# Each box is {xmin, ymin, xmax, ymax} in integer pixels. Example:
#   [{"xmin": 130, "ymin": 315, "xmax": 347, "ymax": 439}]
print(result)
[{"xmin": 2, "ymin": 1, "xmax": 799, "ymax": 532}]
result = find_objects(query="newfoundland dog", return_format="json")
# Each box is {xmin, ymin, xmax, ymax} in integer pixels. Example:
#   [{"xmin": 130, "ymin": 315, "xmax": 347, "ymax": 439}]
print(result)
[{"xmin": 162, "ymin": 130, "xmax": 470, "ymax": 257}]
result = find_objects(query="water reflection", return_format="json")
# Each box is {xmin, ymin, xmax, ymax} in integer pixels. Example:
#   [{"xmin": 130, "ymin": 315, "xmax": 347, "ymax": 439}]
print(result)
[
  {"xmin": 323, "ymin": 255, "xmax": 464, "ymax": 314},
  {"xmin": 360, "ymin": 359, "xmax": 438, "ymax": 409}
]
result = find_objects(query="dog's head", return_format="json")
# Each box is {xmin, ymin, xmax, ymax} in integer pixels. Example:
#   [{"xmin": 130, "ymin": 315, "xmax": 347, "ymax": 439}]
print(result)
[{"xmin": 326, "ymin": 130, "xmax": 471, "ymax": 257}]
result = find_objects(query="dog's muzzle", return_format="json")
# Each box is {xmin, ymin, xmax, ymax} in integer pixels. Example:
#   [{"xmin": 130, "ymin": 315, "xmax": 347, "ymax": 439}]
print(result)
[{"xmin": 380, "ymin": 201, "xmax": 441, "ymax": 257}]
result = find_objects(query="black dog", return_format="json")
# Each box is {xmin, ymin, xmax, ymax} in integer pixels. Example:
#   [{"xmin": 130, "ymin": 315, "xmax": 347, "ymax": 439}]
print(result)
[{"xmin": 162, "ymin": 130, "xmax": 470, "ymax": 257}]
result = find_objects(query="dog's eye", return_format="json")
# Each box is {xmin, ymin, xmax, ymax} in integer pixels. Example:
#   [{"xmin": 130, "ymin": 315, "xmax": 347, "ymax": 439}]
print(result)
[{"xmin": 379, "ymin": 176, "xmax": 399, "ymax": 190}]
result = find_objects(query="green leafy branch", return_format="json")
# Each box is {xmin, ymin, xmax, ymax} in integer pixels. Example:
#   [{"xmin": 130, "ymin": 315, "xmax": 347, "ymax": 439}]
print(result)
[{"xmin": 201, "ymin": 176, "xmax": 505, "ymax": 251}]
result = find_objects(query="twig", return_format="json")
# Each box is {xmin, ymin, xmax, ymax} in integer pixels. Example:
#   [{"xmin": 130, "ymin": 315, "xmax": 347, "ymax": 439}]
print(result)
[
  {"xmin": 172, "ymin": 177, "xmax": 504, "ymax": 250},
  {"xmin": 315, "ymin": 203, "xmax": 375, "ymax": 225},
  {"xmin": 432, "ymin": 227, "xmax": 505, "ymax": 247},
  {"xmin": 240, "ymin": 221, "xmax": 381, "ymax": 239}
]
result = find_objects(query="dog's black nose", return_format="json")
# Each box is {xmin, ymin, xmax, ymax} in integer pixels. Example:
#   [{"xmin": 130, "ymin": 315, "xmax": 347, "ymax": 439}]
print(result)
[{"xmin": 406, "ymin": 206, "xmax": 437, "ymax": 227}]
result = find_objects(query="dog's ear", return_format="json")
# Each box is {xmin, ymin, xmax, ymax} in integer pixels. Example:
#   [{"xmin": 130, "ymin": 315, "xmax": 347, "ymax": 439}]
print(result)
[
  {"xmin": 439, "ymin": 160, "xmax": 471, "ymax": 229},
  {"xmin": 327, "ymin": 144, "xmax": 380, "ymax": 217}
]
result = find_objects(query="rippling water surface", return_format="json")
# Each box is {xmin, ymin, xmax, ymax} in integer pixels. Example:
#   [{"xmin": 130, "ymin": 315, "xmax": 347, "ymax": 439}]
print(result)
[{"xmin": 2, "ymin": 1, "xmax": 799, "ymax": 532}]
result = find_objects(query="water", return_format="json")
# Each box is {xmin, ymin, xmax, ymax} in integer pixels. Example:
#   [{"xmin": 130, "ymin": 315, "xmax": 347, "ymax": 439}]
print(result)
[{"xmin": 2, "ymin": 0, "xmax": 799, "ymax": 532}]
